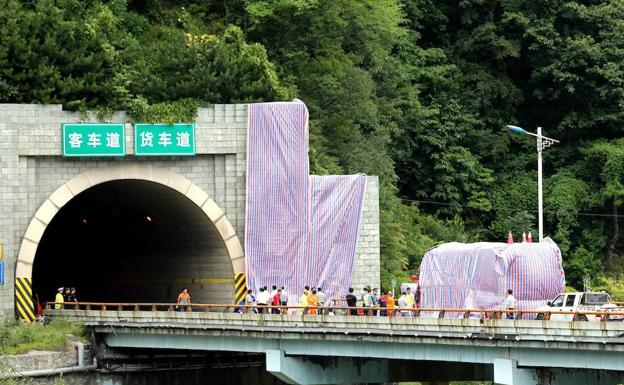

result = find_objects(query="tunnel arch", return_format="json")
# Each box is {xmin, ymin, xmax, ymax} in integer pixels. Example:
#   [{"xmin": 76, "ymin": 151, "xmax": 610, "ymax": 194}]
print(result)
[{"xmin": 16, "ymin": 164, "xmax": 244, "ymax": 304}]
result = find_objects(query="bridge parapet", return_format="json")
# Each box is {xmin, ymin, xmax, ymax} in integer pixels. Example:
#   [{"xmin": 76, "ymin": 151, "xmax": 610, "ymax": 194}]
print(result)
[
  {"xmin": 45, "ymin": 307, "xmax": 624, "ymax": 351},
  {"xmin": 44, "ymin": 307, "xmax": 624, "ymax": 384}
]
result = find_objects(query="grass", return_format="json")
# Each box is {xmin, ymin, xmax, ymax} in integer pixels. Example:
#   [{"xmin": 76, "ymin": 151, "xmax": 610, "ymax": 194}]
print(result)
[{"xmin": 0, "ymin": 320, "xmax": 88, "ymax": 355}]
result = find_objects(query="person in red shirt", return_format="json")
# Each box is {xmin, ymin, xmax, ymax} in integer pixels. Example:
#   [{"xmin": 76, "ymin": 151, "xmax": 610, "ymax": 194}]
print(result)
[{"xmin": 272, "ymin": 288, "xmax": 282, "ymax": 314}]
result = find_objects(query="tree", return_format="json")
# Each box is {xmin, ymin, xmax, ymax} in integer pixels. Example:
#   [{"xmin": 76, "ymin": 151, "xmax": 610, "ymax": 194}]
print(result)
[
  {"xmin": 581, "ymin": 139, "xmax": 624, "ymax": 269},
  {"xmin": 0, "ymin": 0, "xmax": 136, "ymax": 109},
  {"xmin": 128, "ymin": 25, "xmax": 291, "ymax": 104}
]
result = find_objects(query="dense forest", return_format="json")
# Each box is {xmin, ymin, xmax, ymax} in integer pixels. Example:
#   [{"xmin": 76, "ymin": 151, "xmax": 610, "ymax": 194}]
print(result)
[{"xmin": 2, "ymin": 0, "xmax": 624, "ymax": 296}]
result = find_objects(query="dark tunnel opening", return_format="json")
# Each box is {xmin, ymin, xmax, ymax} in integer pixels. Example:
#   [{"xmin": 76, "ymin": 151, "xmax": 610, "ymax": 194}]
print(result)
[{"xmin": 33, "ymin": 179, "xmax": 233, "ymax": 306}]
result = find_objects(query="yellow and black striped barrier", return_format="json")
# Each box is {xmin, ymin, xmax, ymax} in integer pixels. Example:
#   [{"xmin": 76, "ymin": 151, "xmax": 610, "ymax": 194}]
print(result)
[
  {"xmin": 234, "ymin": 273, "xmax": 247, "ymax": 305},
  {"xmin": 15, "ymin": 277, "xmax": 35, "ymax": 323}
]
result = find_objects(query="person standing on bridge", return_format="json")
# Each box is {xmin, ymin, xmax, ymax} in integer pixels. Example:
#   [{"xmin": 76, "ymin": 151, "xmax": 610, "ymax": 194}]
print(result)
[
  {"xmin": 244, "ymin": 289, "xmax": 254, "ymax": 313},
  {"xmin": 371, "ymin": 288, "xmax": 380, "ymax": 316},
  {"xmin": 317, "ymin": 288, "xmax": 325, "ymax": 315},
  {"xmin": 280, "ymin": 286, "xmax": 288, "ymax": 307},
  {"xmin": 55, "ymin": 287, "xmax": 64, "ymax": 310},
  {"xmin": 362, "ymin": 287, "xmax": 372, "ymax": 316},
  {"xmin": 299, "ymin": 288, "xmax": 309, "ymax": 315},
  {"xmin": 308, "ymin": 289, "xmax": 319, "ymax": 315},
  {"xmin": 405, "ymin": 287, "xmax": 415, "ymax": 308},
  {"xmin": 398, "ymin": 292, "xmax": 411, "ymax": 317},
  {"xmin": 272, "ymin": 288, "xmax": 282, "ymax": 314},
  {"xmin": 386, "ymin": 291, "xmax": 395, "ymax": 317},
  {"xmin": 177, "ymin": 287, "xmax": 191, "ymax": 312},
  {"xmin": 68, "ymin": 287, "xmax": 78, "ymax": 303},
  {"xmin": 256, "ymin": 287, "xmax": 270, "ymax": 313},
  {"xmin": 505, "ymin": 289, "xmax": 516, "ymax": 319},
  {"xmin": 346, "ymin": 288, "xmax": 358, "ymax": 316},
  {"xmin": 379, "ymin": 291, "xmax": 387, "ymax": 316},
  {"xmin": 64, "ymin": 287, "xmax": 71, "ymax": 303}
]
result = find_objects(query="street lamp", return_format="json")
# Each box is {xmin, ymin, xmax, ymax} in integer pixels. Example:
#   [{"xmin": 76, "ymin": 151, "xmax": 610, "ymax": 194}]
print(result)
[{"xmin": 506, "ymin": 125, "xmax": 559, "ymax": 242}]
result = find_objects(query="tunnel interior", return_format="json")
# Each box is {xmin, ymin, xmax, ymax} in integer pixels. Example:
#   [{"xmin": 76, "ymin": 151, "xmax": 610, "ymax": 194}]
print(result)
[{"xmin": 33, "ymin": 179, "xmax": 233, "ymax": 305}]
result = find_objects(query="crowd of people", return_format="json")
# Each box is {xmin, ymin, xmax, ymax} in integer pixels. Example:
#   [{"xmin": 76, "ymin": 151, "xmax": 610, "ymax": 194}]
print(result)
[
  {"xmin": 237, "ymin": 284, "xmax": 423, "ymax": 317},
  {"xmin": 49, "ymin": 284, "xmax": 516, "ymax": 318}
]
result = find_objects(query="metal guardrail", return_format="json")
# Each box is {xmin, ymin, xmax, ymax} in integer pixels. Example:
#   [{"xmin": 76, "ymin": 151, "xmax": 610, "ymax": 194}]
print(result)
[{"xmin": 44, "ymin": 302, "xmax": 624, "ymax": 322}]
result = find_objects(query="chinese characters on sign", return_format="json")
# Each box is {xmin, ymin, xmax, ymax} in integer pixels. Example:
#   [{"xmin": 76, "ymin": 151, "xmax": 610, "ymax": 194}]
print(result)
[
  {"xmin": 62, "ymin": 123, "xmax": 126, "ymax": 157},
  {"xmin": 62, "ymin": 123, "xmax": 195, "ymax": 157},
  {"xmin": 134, "ymin": 124, "xmax": 195, "ymax": 156}
]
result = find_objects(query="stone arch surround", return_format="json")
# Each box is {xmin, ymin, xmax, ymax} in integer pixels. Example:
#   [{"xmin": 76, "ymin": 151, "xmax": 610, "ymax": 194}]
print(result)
[{"xmin": 16, "ymin": 164, "xmax": 245, "ymax": 279}]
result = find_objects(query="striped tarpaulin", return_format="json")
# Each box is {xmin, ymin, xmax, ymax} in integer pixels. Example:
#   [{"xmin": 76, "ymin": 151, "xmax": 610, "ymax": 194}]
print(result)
[
  {"xmin": 419, "ymin": 238, "xmax": 564, "ymax": 318},
  {"xmin": 503, "ymin": 239, "xmax": 565, "ymax": 315},
  {"xmin": 309, "ymin": 175, "xmax": 367, "ymax": 303},
  {"xmin": 245, "ymin": 102, "xmax": 367, "ymax": 304}
]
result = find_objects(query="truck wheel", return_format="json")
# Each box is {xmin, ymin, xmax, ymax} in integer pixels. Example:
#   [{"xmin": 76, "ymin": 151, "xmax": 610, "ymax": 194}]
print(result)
[
  {"xmin": 536, "ymin": 313, "xmax": 544, "ymax": 320},
  {"xmin": 579, "ymin": 315, "xmax": 588, "ymax": 321}
]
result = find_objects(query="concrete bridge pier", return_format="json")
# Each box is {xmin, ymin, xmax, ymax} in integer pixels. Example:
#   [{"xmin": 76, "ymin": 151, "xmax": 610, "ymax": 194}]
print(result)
[
  {"xmin": 266, "ymin": 350, "xmax": 389, "ymax": 385},
  {"xmin": 494, "ymin": 358, "xmax": 622, "ymax": 385}
]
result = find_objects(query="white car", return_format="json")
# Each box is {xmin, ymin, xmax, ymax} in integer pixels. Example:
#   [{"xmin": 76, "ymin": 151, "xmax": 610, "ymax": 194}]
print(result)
[{"xmin": 535, "ymin": 292, "xmax": 623, "ymax": 321}]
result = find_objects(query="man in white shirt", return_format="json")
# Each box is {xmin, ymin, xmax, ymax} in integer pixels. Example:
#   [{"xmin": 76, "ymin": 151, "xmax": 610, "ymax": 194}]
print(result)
[
  {"xmin": 398, "ymin": 292, "xmax": 411, "ymax": 317},
  {"xmin": 256, "ymin": 287, "xmax": 270, "ymax": 313},
  {"xmin": 280, "ymin": 286, "xmax": 289, "ymax": 305},
  {"xmin": 505, "ymin": 289, "xmax": 516, "ymax": 319},
  {"xmin": 317, "ymin": 288, "xmax": 326, "ymax": 314}
]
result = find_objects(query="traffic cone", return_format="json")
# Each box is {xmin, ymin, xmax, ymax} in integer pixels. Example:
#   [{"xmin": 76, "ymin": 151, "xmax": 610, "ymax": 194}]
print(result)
[
  {"xmin": 522, "ymin": 232, "xmax": 527, "ymax": 243},
  {"xmin": 507, "ymin": 231, "xmax": 513, "ymax": 244},
  {"xmin": 527, "ymin": 231, "xmax": 533, "ymax": 243}
]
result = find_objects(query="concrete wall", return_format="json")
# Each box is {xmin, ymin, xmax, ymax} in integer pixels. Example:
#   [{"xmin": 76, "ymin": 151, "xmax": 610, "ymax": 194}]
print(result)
[
  {"xmin": 352, "ymin": 176, "xmax": 380, "ymax": 293},
  {"xmin": 0, "ymin": 103, "xmax": 380, "ymax": 317},
  {"xmin": 1, "ymin": 348, "xmax": 78, "ymax": 372}
]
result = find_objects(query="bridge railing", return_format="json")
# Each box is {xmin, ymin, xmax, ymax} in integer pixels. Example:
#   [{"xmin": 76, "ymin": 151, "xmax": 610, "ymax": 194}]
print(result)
[{"xmin": 44, "ymin": 302, "xmax": 624, "ymax": 322}]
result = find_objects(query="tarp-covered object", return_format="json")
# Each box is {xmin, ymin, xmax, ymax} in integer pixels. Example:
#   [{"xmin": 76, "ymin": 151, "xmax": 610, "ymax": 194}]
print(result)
[
  {"xmin": 246, "ymin": 102, "xmax": 367, "ymax": 303},
  {"xmin": 309, "ymin": 175, "xmax": 367, "ymax": 301},
  {"xmin": 418, "ymin": 238, "xmax": 565, "ymax": 316}
]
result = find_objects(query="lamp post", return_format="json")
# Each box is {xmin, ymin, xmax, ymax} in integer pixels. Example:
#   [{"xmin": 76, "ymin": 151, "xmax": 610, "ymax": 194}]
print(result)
[{"xmin": 506, "ymin": 125, "xmax": 559, "ymax": 242}]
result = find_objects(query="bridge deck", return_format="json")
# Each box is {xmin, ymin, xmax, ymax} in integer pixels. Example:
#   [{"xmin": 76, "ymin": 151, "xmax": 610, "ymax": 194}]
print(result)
[
  {"xmin": 46, "ymin": 307, "xmax": 624, "ymax": 349},
  {"xmin": 45, "ymin": 307, "xmax": 624, "ymax": 383}
]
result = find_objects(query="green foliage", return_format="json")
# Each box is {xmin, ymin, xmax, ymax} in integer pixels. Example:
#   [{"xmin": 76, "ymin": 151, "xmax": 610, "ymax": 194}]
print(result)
[
  {"xmin": 129, "ymin": 98, "xmax": 199, "ymax": 125},
  {"xmin": 4, "ymin": 0, "xmax": 624, "ymax": 295},
  {"xmin": 0, "ymin": 0, "xmax": 135, "ymax": 109},
  {"xmin": 544, "ymin": 171, "xmax": 591, "ymax": 255},
  {"xmin": 0, "ymin": 321, "xmax": 87, "ymax": 355},
  {"xmin": 594, "ymin": 277, "xmax": 624, "ymax": 302},
  {"xmin": 128, "ymin": 25, "xmax": 293, "ymax": 104}
]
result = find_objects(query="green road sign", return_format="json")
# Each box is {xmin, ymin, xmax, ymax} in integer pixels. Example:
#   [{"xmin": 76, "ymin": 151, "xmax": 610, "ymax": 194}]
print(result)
[
  {"xmin": 134, "ymin": 124, "xmax": 196, "ymax": 156},
  {"xmin": 62, "ymin": 123, "xmax": 126, "ymax": 157}
]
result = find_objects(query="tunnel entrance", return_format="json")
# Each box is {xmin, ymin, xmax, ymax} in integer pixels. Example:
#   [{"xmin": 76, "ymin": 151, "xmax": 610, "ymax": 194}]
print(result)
[{"xmin": 32, "ymin": 179, "xmax": 234, "ymax": 305}]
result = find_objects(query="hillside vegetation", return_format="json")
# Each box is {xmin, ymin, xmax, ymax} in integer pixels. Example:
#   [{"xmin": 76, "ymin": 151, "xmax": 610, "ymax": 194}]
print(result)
[
  {"xmin": 2, "ymin": 0, "xmax": 624, "ymax": 296},
  {"xmin": 0, "ymin": 320, "xmax": 87, "ymax": 355}
]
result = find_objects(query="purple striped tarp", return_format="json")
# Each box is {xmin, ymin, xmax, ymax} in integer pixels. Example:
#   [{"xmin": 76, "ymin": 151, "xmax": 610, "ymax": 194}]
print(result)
[
  {"xmin": 418, "ymin": 238, "xmax": 564, "ymax": 317},
  {"xmin": 309, "ymin": 175, "xmax": 367, "ymax": 303},
  {"xmin": 245, "ymin": 101, "xmax": 367, "ymax": 304},
  {"xmin": 245, "ymin": 102, "xmax": 310, "ymax": 296},
  {"xmin": 503, "ymin": 240, "xmax": 566, "ymax": 313}
]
